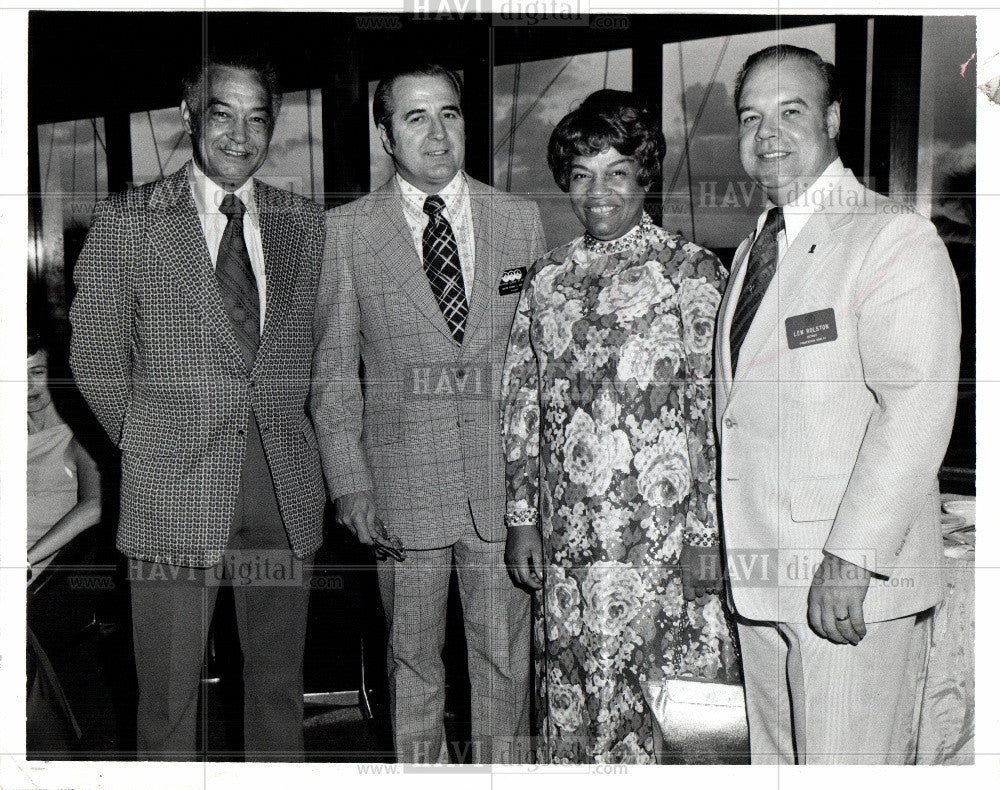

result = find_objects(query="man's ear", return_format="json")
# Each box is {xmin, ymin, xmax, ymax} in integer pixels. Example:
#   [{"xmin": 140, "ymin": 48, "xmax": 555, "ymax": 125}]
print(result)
[
  {"xmin": 378, "ymin": 124, "xmax": 394, "ymax": 157},
  {"xmin": 181, "ymin": 101, "xmax": 195, "ymax": 136},
  {"xmin": 825, "ymin": 101, "xmax": 841, "ymax": 141}
]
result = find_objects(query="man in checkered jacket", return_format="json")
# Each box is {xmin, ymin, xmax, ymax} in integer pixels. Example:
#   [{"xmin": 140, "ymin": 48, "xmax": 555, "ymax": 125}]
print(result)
[
  {"xmin": 69, "ymin": 57, "xmax": 325, "ymax": 760},
  {"xmin": 311, "ymin": 63, "xmax": 545, "ymax": 763}
]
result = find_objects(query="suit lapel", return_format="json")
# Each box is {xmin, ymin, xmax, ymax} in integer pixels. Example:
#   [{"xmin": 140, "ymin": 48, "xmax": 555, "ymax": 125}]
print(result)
[
  {"xmin": 731, "ymin": 191, "xmax": 856, "ymax": 384},
  {"xmin": 462, "ymin": 177, "xmax": 506, "ymax": 351},
  {"xmin": 148, "ymin": 164, "xmax": 249, "ymax": 370},
  {"xmin": 359, "ymin": 179, "xmax": 455, "ymax": 343},
  {"xmin": 256, "ymin": 180, "xmax": 301, "ymax": 370},
  {"xmin": 717, "ymin": 232, "xmax": 754, "ymax": 398}
]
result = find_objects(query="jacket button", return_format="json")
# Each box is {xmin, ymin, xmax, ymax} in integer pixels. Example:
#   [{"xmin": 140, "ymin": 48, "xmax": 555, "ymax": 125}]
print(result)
[
  {"xmin": 724, "ymin": 418, "xmax": 735, "ymax": 429},
  {"xmin": 456, "ymin": 369, "xmax": 466, "ymax": 379}
]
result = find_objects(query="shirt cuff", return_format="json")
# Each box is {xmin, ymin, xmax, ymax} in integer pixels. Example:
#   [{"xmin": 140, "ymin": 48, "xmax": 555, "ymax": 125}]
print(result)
[{"xmin": 505, "ymin": 508, "xmax": 539, "ymax": 529}]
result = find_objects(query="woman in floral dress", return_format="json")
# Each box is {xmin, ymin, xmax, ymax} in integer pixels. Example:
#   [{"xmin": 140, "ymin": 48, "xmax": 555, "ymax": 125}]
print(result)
[{"xmin": 501, "ymin": 90, "xmax": 739, "ymax": 763}]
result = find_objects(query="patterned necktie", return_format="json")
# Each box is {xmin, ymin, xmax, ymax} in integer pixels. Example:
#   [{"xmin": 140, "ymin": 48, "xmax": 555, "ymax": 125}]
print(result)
[
  {"xmin": 216, "ymin": 193, "xmax": 260, "ymax": 364},
  {"xmin": 422, "ymin": 195, "xmax": 468, "ymax": 343},
  {"xmin": 729, "ymin": 206, "xmax": 784, "ymax": 373}
]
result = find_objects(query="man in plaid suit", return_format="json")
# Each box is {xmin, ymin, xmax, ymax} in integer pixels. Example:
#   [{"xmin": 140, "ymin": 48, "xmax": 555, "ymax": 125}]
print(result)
[
  {"xmin": 311, "ymin": 63, "xmax": 545, "ymax": 763},
  {"xmin": 69, "ymin": 57, "xmax": 326, "ymax": 760}
]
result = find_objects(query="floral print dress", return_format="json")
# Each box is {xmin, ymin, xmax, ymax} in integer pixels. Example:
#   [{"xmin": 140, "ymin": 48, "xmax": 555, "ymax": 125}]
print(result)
[{"xmin": 501, "ymin": 215, "xmax": 740, "ymax": 763}]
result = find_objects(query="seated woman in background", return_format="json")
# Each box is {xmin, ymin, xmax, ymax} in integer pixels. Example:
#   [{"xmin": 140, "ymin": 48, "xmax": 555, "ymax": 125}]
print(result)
[
  {"xmin": 27, "ymin": 335, "xmax": 101, "ymax": 580},
  {"xmin": 27, "ymin": 334, "xmax": 105, "ymax": 749},
  {"xmin": 501, "ymin": 89, "xmax": 739, "ymax": 763}
]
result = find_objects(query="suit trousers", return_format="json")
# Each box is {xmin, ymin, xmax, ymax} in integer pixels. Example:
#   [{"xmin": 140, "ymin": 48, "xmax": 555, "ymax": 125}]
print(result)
[
  {"xmin": 129, "ymin": 410, "xmax": 312, "ymax": 761},
  {"xmin": 736, "ymin": 611, "xmax": 930, "ymax": 764},
  {"xmin": 375, "ymin": 523, "xmax": 531, "ymax": 763}
]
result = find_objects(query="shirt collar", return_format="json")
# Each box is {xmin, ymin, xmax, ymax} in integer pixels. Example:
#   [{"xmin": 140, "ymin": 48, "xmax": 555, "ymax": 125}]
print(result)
[
  {"xmin": 189, "ymin": 159, "xmax": 258, "ymax": 221},
  {"xmin": 396, "ymin": 170, "xmax": 467, "ymax": 218},
  {"xmin": 763, "ymin": 157, "xmax": 847, "ymax": 245}
]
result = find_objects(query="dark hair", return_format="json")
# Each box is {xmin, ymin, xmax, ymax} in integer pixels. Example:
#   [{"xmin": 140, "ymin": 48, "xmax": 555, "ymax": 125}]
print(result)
[
  {"xmin": 733, "ymin": 45, "xmax": 841, "ymax": 112},
  {"xmin": 28, "ymin": 333, "xmax": 45, "ymax": 357},
  {"xmin": 372, "ymin": 63, "xmax": 464, "ymax": 143},
  {"xmin": 182, "ymin": 55, "xmax": 283, "ymax": 129},
  {"xmin": 547, "ymin": 89, "xmax": 665, "ymax": 193}
]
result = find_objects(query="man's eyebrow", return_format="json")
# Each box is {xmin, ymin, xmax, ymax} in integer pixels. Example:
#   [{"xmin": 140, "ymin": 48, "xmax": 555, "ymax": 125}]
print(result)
[
  {"xmin": 206, "ymin": 98, "xmax": 271, "ymax": 115},
  {"xmin": 442, "ymin": 104, "xmax": 462, "ymax": 115},
  {"xmin": 737, "ymin": 96, "xmax": 809, "ymax": 115}
]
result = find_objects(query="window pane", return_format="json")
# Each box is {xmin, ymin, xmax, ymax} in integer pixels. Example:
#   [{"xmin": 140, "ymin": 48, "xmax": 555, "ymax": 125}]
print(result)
[
  {"xmin": 130, "ymin": 89, "xmax": 324, "ymax": 200},
  {"xmin": 494, "ymin": 50, "xmax": 632, "ymax": 248},
  {"xmin": 33, "ymin": 118, "xmax": 108, "ymax": 321},
  {"xmin": 662, "ymin": 24, "xmax": 835, "ymax": 250},
  {"xmin": 916, "ymin": 16, "xmax": 975, "ymax": 477}
]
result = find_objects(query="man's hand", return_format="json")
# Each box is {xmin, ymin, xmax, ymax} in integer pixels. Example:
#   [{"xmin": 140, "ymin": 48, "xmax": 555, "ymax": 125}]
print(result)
[
  {"xmin": 680, "ymin": 543, "xmax": 723, "ymax": 605},
  {"xmin": 505, "ymin": 523, "xmax": 543, "ymax": 590},
  {"xmin": 807, "ymin": 553, "xmax": 872, "ymax": 645},
  {"xmin": 335, "ymin": 491, "xmax": 378, "ymax": 546}
]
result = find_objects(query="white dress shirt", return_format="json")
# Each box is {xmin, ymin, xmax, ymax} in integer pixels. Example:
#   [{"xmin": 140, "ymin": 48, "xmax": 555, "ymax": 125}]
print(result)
[
  {"xmin": 189, "ymin": 160, "xmax": 267, "ymax": 333},
  {"xmin": 397, "ymin": 171, "xmax": 476, "ymax": 302},
  {"xmin": 750, "ymin": 157, "xmax": 849, "ymax": 263}
]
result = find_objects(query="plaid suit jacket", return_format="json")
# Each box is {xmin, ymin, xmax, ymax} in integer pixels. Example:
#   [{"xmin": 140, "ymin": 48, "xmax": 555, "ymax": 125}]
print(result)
[
  {"xmin": 70, "ymin": 162, "xmax": 326, "ymax": 567},
  {"xmin": 311, "ymin": 175, "xmax": 546, "ymax": 548}
]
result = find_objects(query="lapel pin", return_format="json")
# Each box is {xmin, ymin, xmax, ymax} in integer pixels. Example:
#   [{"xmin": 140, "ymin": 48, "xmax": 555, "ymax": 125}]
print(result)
[{"xmin": 808, "ymin": 244, "xmax": 817, "ymax": 254}]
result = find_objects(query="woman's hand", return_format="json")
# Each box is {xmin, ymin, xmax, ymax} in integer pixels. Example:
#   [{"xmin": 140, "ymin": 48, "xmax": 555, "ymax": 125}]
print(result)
[
  {"xmin": 680, "ymin": 543, "xmax": 723, "ymax": 605},
  {"xmin": 505, "ymin": 523, "xmax": 544, "ymax": 590}
]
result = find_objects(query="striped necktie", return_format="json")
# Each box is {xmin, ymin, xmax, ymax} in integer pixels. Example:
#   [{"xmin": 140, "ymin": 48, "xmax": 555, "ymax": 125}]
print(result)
[
  {"xmin": 730, "ymin": 206, "xmax": 784, "ymax": 373},
  {"xmin": 422, "ymin": 195, "xmax": 468, "ymax": 343},
  {"xmin": 216, "ymin": 193, "xmax": 260, "ymax": 365}
]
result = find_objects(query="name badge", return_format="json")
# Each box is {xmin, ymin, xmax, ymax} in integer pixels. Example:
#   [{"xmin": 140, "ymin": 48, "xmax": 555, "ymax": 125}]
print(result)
[
  {"xmin": 785, "ymin": 308, "xmax": 838, "ymax": 349},
  {"xmin": 498, "ymin": 267, "xmax": 527, "ymax": 295}
]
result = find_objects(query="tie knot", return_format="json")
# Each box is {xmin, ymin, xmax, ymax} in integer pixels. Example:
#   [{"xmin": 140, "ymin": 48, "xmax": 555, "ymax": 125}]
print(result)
[
  {"xmin": 423, "ymin": 195, "xmax": 446, "ymax": 219},
  {"xmin": 220, "ymin": 193, "xmax": 246, "ymax": 221},
  {"xmin": 764, "ymin": 206, "xmax": 784, "ymax": 233}
]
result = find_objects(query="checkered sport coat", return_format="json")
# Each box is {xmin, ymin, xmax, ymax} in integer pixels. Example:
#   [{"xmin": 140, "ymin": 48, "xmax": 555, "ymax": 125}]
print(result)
[
  {"xmin": 69, "ymin": 162, "xmax": 327, "ymax": 567},
  {"xmin": 311, "ymin": 175, "xmax": 546, "ymax": 549}
]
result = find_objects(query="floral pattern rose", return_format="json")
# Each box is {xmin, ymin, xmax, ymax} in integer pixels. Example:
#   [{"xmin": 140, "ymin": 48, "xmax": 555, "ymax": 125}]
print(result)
[
  {"xmin": 679, "ymin": 276, "xmax": 721, "ymax": 356},
  {"xmin": 561, "ymin": 409, "xmax": 632, "ymax": 497},
  {"xmin": 545, "ymin": 565, "xmax": 583, "ymax": 641},
  {"xmin": 581, "ymin": 560, "xmax": 645, "ymax": 639},
  {"xmin": 634, "ymin": 428, "xmax": 692, "ymax": 508},
  {"xmin": 535, "ymin": 292, "xmax": 583, "ymax": 359},
  {"xmin": 596, "ymin": 260, "xmax": 676, "ymax": 323},
  {"xmin": 549, "ymin": 681, "xmax": 585, "ymax": 732},
  {"xmin": 616, "ymin": 314, "xmax": 684, "ymax": 389}
]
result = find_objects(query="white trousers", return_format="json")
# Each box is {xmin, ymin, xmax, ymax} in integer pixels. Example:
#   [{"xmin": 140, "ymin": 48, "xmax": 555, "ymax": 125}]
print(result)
[{"xmin": 736, "ymin": 612, "xmax": 930, "ymax": 764}]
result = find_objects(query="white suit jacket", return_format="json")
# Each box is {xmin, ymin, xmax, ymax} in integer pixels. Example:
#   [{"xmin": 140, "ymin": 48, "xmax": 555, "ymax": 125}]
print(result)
[{"xmin": 714, "ymin": 170, "xmax": 961, "ymax": 623}]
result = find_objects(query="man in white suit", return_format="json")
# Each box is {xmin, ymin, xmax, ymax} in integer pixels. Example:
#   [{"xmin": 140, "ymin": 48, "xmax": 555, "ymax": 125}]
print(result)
[
  {"xmin": 713, "ymin": 46, "xmax": 961, "ymax": 764},
  {"xmin": 311, "ymin": 64, "xmax": 545, "ymax": 763}
]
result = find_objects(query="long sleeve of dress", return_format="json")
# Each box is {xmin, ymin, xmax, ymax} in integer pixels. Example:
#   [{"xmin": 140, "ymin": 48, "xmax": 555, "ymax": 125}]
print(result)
[
  {"xmin": 677, "ymin": 250, "xmax": 728, "ymax": 547},
  {"xmin": 501, "ymin": 266, "xmax": 542, "ymax": 529}
]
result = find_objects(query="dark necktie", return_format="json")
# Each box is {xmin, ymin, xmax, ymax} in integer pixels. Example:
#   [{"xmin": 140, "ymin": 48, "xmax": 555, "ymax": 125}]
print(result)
[
  {"xmin": 729, "ymin": 206, "xmax": 784, "ymax": 373},
  {"xmin": 216, "ymin": 193, "xmax": 260, "ymax": 365},
  {"xmin": 422, "ymin": 195, "xmax": 468, "ymax": 343}
]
